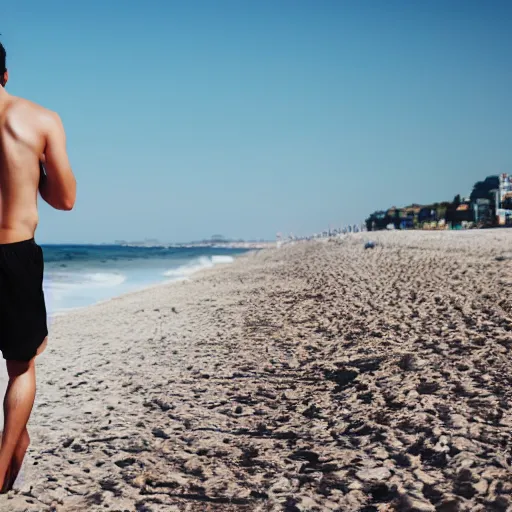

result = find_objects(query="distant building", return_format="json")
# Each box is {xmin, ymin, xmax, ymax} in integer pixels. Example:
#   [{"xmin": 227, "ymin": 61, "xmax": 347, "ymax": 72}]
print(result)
[
  {"xmin": 454, "ymin": 203, "xmax": 474, "ymax": 224},
  {"xmin": 418, "ymin": 207, "xmax": 436, "ymax": 224},
  {"xmin": 496, "ymin": 173, "xmax": 512, "ymax": 225},
  {"xmin": 497, "ymin": 208, "xmax": 512, "ymax": 226},
  {"xmin": 473, "ymin": 198, "xmax": 492, "ymax": 225},
  {"xmin": 499, "ymin": 173, "xmax": 512, "ymax": 202},
  {"xmin": 365, "ymin": 173, "xmax": 512, "ymax": 231}
]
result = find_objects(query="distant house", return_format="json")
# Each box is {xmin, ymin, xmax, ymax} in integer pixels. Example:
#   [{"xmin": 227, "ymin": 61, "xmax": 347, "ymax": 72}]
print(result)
[
  {"xmin": 502, "ymin": 193, "xmax": 512, "ymax": 210},
  {"xmin": 366, "ymin": 210, "xmax": 391, "ymax": 231},
  {"xmin": 397, "ymin": 205, "xmax": 420, "ymax": 229},
  {"xmin": 454, "ymin": 203, "xmax": 474, "ymax": 224},
  {"xmin": 473, "ymin": 198, "xmax": 493, "ymax": 226},
  {"xmin": 418, "ymin": 207, "xmax": 436, "ymax": 224}
]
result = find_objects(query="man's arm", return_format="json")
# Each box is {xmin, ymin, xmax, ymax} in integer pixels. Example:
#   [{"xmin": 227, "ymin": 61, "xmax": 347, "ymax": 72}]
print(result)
[{"xmin": 39, "ymin": 111, "xmax": 76, "ymax": 211}]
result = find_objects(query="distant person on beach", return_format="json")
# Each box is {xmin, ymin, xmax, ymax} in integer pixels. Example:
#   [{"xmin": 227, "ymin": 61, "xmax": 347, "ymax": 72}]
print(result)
[{"xmin": 0, "ymin": 41, "xmax": 76, "ymax": 492}]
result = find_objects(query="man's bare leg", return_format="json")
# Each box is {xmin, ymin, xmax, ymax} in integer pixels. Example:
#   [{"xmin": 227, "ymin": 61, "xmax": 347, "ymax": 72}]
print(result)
[
  {"xmin": 0, "ymin": 359, "xmax": 36, "ymax": 492},
  {"xmin": 5, "ymin": 428, "xmax": 30, "ymax": 490},
  {"xmin": 0, "ymin": 338, "xmax": 46, "ymax": 492}
]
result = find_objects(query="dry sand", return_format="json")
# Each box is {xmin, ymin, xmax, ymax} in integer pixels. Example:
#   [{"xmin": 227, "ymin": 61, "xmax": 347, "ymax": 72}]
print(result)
[{"xmin": 1, "ymin": 229, "xmax": 512, "ymax": 511}]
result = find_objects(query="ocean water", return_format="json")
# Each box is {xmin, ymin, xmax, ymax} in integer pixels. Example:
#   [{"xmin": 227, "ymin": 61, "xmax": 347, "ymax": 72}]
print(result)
[{"xmin": 40, "ymin": 244, "xmax": 249, "ymax": 314}]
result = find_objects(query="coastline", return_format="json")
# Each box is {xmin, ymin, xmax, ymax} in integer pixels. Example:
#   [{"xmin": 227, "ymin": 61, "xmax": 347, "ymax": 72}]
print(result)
[
  {"xmin": 115, "ymin": 242, "xmax": 274, "ymax": 250},
  {"xmin": 3, "ymin": 230, "xmax": 512, "ymax": 511},
  {"xmin": 47, "ymin": 250, "xmax": 257, "ymax": 319}
]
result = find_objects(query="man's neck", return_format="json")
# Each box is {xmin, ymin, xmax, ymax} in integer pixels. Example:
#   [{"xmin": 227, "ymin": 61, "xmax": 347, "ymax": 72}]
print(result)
[{"xmin": 0, "ymin": 87, "xmax": 9, "ymax": 103}]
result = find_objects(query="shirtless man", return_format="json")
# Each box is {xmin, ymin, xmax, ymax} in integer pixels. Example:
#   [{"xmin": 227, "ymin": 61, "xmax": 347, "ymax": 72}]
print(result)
[{"xmin": 0, "ymin": 41, "xmax": 76, "ymax": 492}]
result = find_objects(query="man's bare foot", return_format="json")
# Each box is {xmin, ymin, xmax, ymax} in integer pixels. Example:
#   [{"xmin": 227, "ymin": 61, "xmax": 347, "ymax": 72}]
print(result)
[
  {"xmin": 4, "ymin": 428, "xmax": 29, "ymax": 492},
  {"xmin": 0, "ymin": 360, "xmax": 36, "ymax": 493},
  {"xmin": 0, "ymin": 434, "xmax": 8, "ymax": 494},
  {"xmin": 0, "ymin": 428, "xmax": 30, "ymax": 493},
  {"xmin": 0, "ymin": 466, "xmax": 10, "ymax": 494}
]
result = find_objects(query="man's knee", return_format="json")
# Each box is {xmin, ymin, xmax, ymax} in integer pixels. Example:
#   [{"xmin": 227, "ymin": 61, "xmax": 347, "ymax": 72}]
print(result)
[{"xmin": 6, "ymin": 360, "xmax": 32, "ymax": 379}]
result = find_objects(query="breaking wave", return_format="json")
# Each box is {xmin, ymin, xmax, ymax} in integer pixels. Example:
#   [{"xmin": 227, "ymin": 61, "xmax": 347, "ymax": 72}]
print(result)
[{"xmin": 164, "ymin": 255, "xmax": 234, "ymax": 279}]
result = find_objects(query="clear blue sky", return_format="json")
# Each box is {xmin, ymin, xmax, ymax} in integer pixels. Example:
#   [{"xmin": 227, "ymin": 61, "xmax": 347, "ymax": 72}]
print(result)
[{"xmin": 3, "ymin": 0, "xmax": 512, "ymax": 243}]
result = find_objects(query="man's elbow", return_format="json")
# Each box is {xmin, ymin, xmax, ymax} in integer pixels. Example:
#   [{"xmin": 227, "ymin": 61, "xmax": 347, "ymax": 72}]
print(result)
[
  {"xmin": 61, "ymin": 182, "xmax": 76, "ymax": 210},
  {"xmin": 61, "ymin": 198, "xmax": 75, "ymax": 211},
  {"xmin": 59, "ymin": 195, "xmax": 76, "ymax": 211}
]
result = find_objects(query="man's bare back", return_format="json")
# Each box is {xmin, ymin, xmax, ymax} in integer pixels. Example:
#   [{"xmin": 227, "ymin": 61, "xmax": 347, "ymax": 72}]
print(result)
[
  {"xmin": 0, "ymin": 41, "xmax": 76, "ymax": 493},
  {"xmin": 0, "ymin": 92, "xmax": 76, "ymax": 243}
]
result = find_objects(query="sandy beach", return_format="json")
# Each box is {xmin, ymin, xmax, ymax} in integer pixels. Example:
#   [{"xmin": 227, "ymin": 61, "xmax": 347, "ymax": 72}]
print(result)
[{"xmin": 1, "ymin": 229, "xmax": 511, "ymax": 511}]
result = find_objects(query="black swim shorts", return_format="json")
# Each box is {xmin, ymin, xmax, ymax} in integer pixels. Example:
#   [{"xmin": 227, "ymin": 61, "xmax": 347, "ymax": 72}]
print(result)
[{"xmin": 0, "ymin": 238, "xmax": 48, "ymax": 361}]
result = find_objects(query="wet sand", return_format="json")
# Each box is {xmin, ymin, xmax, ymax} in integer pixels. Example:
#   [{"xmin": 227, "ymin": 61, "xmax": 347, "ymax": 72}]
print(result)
[{"xmin": 1, "ymin": 229, "xmax": 512, "ymax": 511}]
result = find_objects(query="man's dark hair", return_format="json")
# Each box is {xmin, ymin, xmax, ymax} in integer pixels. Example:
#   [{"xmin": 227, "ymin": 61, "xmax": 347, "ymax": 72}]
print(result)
[{"xmin": 0, "ymin": 41, "xmax": 5, "ymax": 73}]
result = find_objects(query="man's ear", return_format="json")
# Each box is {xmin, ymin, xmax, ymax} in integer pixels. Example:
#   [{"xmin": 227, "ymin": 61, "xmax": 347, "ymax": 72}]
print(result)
[{"xmin": 2, "ymin": 70, "xmax": 8, "ymax": 87}]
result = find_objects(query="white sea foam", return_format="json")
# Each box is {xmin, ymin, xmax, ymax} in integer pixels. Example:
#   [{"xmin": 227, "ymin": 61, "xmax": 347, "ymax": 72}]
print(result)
[
  {"xmin": 82, "ymin": 272, "xmax": 127, "ymax": 287},
  {"xmin": 164, "ymin": 255, "xmax": 234, "ymax": 279},
  {"xmin": 45, "ymin": 271, "xmax": 127, "ymax": 290},
  {"xmin": 44, "ymin": 271, "xmax": 128, "ymax": 312},
  {"xmin": 211, "ymin": 255, "xmax": 235, "ymax": 264},
  {"xmin": 44, "ymin": 253, "xmax": 237, "ymax": 314}
]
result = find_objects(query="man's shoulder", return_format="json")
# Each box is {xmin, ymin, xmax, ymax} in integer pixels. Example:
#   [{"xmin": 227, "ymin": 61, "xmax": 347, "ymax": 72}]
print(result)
[
  {"xmin": 5, "ymin": 96, "xmax": 62, "ymax": 136},
  {"xmin": 6, "ymin": 96, "xmax": 61, "ymax": 131}
]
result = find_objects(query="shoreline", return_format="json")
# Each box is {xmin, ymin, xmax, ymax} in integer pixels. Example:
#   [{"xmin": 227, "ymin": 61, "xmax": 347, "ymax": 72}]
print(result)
[
  {"xmin": 3, "ymin": 229, "xmax": 512, "ymax": 511},
  {"xmin": 113, "ymin": 242, "xmax": 274, "ymax": 250},
  {"xmin": 48, "ymin": 276, "xmax": 189, "ymax": 319},
  {"xmin": 47, "ymin": 250, "xmax": 257, "ymax": 319}
]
